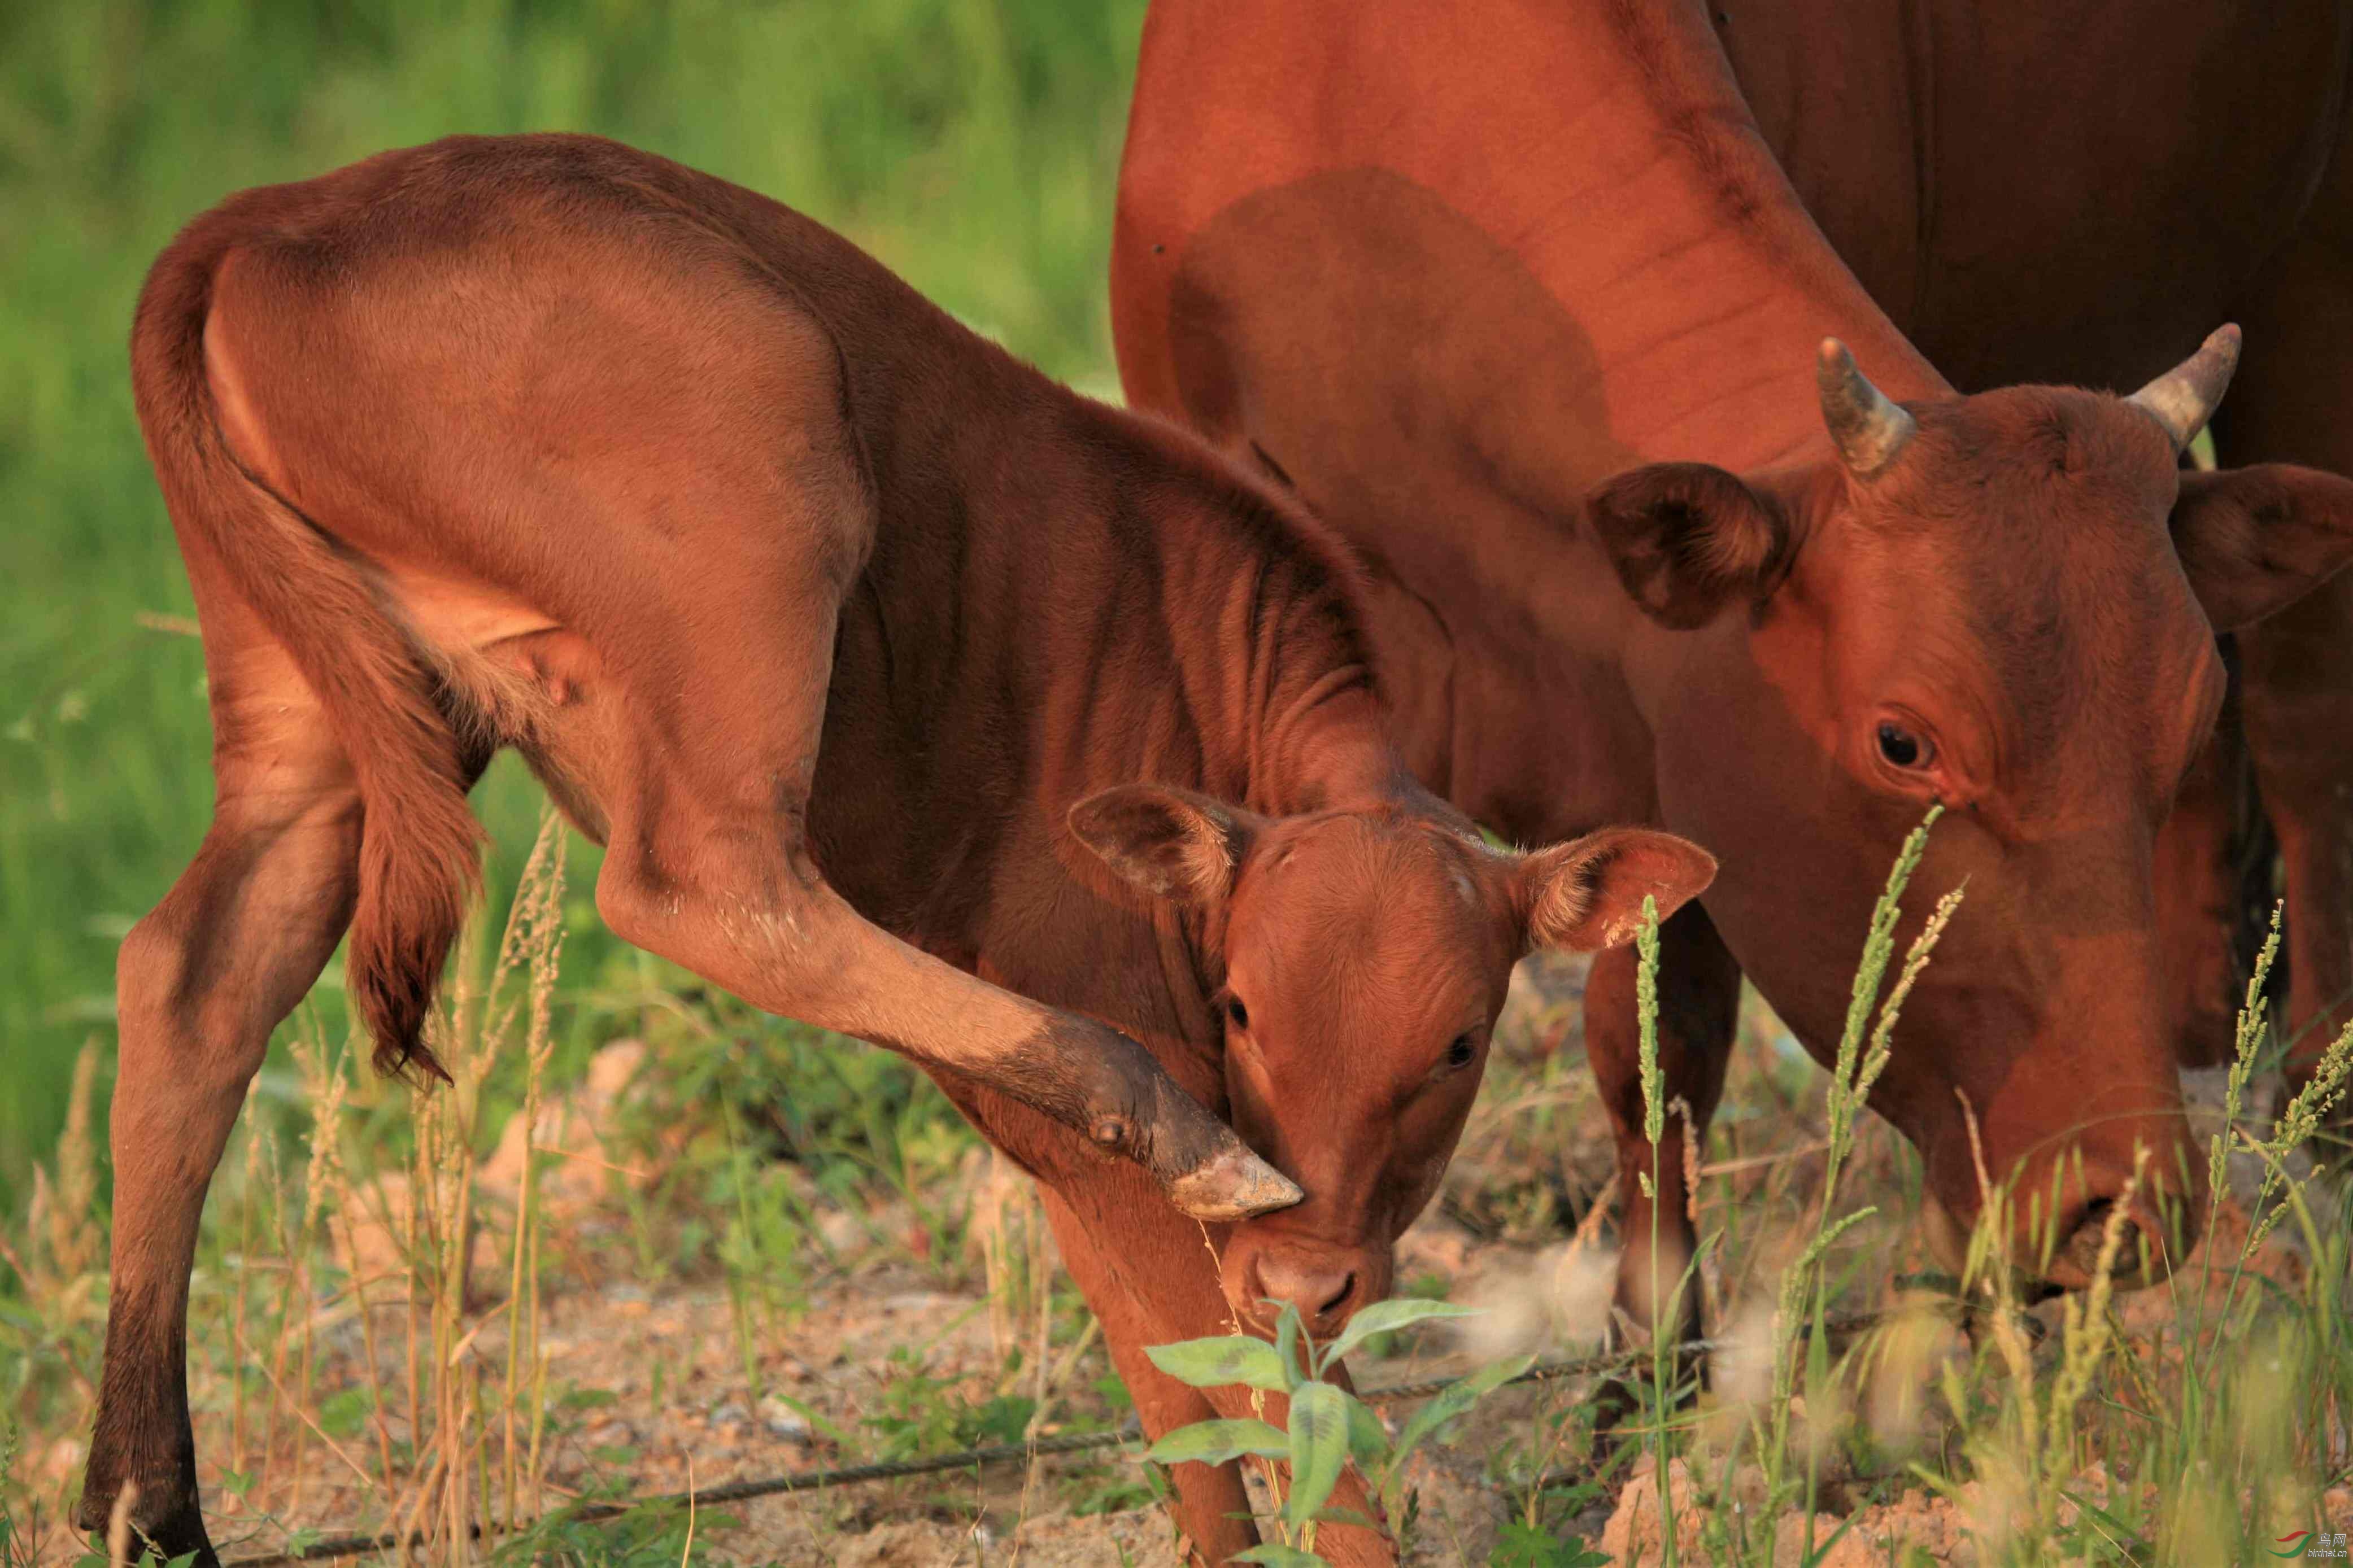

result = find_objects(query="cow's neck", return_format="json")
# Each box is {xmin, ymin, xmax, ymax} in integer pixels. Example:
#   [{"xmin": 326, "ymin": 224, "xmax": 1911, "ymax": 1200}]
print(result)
[
  {"xmin": 1123, "ymin": 0, "xmax": 1955, "ymax": 838},
  {"xmin": 1506, "ymin": 3, "xmax": 1949, "ymax": 462}
]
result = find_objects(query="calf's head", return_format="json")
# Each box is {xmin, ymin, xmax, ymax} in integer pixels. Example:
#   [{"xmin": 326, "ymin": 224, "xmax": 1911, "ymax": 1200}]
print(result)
[
  {"xmin": 1589, "ymin": 326, "xmax": 2353, "ymax": 1289},
  {"xmin": 1072, "ymin": 787, "xmax": 1714, "ymax": 1335}
]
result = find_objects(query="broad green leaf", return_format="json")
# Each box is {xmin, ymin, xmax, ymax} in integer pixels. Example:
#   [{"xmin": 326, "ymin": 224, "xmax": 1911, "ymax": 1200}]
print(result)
[
  {"xmin": 1231, "ymin": 1545, "xmax": 1327, "ymax": 1566},
  {"xmin": 1283, "ymin": 1381, "xmax": 1350, "ymax": 1527},
  {"xmin": 1489, "ymin": 1519, "xmax": 1611, "ymax": 1567},
  {"xmin": 1395, "ymin": 1352, "xmax": 1536, "ymax": 1460},
  {"xmin": 1321, "ymin": 1297, "xmax": 1481, "ymax": 1368},
  {"xmin": 1145, "ymin": 1417, "xmax": 1291, "ymax": 1467},
  {"xmin": 1344, "ymin": 1392, "xmax": 1389, "ymax": 1474},
  {"xmin": 1146, "ymin": 1334, "xmax": 1292, "ymax": 1394},
  {"xmin": 1273, "ymin": 1301, "xmax": 1305, "ymax": 1388},
  {"xmin": 1315, "ymin": 1507, "xmax": 1386, "ymax": 1530}
]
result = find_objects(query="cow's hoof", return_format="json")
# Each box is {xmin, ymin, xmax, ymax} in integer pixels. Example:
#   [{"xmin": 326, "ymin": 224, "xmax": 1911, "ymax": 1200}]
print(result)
[{"xmin": 1166, "ymin": 1142, "xmax": 1304, "ymax": 1222}]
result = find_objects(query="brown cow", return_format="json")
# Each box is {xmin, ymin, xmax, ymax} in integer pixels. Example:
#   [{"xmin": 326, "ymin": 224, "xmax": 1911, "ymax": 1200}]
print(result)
[
  {"xmin": 1718, "ymin": 0, "xmax": 2353, "ymax": 1090},
  {"xmin": 1111, "ymin": 1, "xmax": 2353, "ymax": 1345},
  {"xmin": 81, "ymin": 134, "xmax": 1714, "ymax": 1567}
]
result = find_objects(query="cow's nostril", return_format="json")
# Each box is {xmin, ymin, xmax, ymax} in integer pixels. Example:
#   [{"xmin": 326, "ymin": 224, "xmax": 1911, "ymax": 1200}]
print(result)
[
  {"xmin": 2056, "ymin": 1197, "xmax": 2157, "ymax": 1283},
  {"xmin": 1248, "ymin": 1253, "xmax": 1363, "ymax": 1328}
]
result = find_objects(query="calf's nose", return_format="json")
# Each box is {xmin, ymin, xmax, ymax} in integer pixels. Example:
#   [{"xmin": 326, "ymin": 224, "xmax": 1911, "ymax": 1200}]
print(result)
[{"xmin": 1249, "ymin": 1252, "xmax": 1363, "ymax": 1336}]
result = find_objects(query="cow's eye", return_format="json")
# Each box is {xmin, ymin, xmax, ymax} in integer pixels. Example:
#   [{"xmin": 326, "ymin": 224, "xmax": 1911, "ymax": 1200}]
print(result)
[
  {"xmin": 1444, "ymin": 1032, "xmax": 1478, "ymax": 1070},
  {"xmin": 1225, "ymin": 997, "xmax": 1250, "ymax": 1032},
  {"xmin": 1876, "ymin": 720, "xmax": 1933, "ymax": 771}
]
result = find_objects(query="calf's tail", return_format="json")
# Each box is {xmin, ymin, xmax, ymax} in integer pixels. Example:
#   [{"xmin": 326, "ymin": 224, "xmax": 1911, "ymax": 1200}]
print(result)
[{"xmin": 131, "ymin": 233, "xmax": 483, "ymax": 1082}]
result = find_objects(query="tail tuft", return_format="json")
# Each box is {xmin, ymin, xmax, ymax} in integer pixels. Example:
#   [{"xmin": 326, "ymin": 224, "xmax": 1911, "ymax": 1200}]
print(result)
[{"xmin": 136, "ymin": 222, "xmax": 486, "ymax": 1086}]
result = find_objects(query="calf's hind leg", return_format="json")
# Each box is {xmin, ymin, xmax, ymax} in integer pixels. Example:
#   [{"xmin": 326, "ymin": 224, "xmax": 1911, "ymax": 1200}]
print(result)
[{"xmin": 80, "ymin": 623, "xmax": 365, "ymax": 1565}]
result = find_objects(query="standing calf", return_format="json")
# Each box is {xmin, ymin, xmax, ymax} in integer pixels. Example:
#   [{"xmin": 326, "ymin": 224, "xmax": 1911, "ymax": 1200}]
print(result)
[{"xmin": 84, "ymin": 134, "xmax": 1713, "ymax": 1566}]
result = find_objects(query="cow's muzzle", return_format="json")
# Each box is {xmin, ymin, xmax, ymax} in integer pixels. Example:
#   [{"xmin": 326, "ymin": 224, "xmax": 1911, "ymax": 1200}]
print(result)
[{"xmin": 1221, "ymin": 1233, "xmax": 1393, "ymax": 1342}]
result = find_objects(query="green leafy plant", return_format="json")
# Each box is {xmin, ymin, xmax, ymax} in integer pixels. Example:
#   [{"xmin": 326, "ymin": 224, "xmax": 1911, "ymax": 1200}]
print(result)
[
  {"xmin": 1142, "ymin": 1297, "xmax": 1528, "ymax": 1563},
  {"xmin": 0, "ymin": 1425, "xmax": 37, "ymax": 1568},
  {"xmin": 1488, "ymin": 1518, "xmax": 1611, "ymax": 1568},
  {"xmin": 864, "ymin": 1344, "xmax": 1038, "ymax": 1462},
  {"xmin": 486, "ymin": 1492, "xmax": 724, "ymax": 1568}
]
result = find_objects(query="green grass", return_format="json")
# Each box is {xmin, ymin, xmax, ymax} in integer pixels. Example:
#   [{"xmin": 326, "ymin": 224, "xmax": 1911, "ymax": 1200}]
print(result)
[{"xmin": 0, "ymin": 0, "xmax": 1146, "ymax": 1204}]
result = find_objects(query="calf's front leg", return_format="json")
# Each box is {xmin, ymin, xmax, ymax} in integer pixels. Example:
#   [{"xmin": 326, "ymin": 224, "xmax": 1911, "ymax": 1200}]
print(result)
[{"xmin": 1035, "ymin": 1163, "xmax": 1398, "ymax": 1567}]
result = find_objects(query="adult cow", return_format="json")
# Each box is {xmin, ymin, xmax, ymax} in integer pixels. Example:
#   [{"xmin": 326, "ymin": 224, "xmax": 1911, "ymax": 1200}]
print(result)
[
  {"xmin": 1112, "ymin": 1, "xmax": 2353, "ymax": 1343},
  {"xmin": 81, "ymin": 134, "xmax": 1716, "ymax": 1567},
  {"xmin": 1718, "ymin": 0, "xmax": 2353, "ymax": 1087}
]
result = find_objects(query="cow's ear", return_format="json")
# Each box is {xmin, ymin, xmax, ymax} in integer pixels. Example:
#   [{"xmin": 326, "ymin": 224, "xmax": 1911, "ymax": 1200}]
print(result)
[
  {"xmin": 1515, "ymin": 828, "xmax": 1717, "ymax": 954},
  {"xmin": 1069, "ymin": 785, "xmax": 1262, "ymax": 909},
  {"xmin": 1585, "ymin": 463, "xmax": 1798, "ymax": 629},
  {"xmin": 2172, "ymin": 464, "xmax": 2353, "ymax": 631}
]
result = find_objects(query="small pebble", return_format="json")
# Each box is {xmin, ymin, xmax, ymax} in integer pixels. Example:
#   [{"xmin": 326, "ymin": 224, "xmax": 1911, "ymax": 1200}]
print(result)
[{"xmin": 759, "ymin": 1395, "xmax": 813, "ymax": 1443}]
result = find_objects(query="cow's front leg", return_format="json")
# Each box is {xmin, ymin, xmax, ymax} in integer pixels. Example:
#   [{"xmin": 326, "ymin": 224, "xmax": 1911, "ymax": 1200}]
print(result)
[{"xmin": 1581, "ymin": 902, "xmax": 1741, "ymax": 1360}]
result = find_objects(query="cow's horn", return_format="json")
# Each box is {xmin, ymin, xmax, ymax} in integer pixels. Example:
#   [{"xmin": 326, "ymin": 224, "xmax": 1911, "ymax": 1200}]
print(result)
[
  {"xmin": 1816, "ymin": 339, "xmax": 1915, "ymax": 477},
  {"xmin": 2127, "ymin": 324, "xmax": 2241, "ymax": 452}
]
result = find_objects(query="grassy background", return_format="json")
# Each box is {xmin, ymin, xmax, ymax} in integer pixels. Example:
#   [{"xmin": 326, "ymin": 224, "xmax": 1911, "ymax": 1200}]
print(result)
[{"xmin": 0, "ymin": 0, "xmax": 1145, "ymax": 1207}]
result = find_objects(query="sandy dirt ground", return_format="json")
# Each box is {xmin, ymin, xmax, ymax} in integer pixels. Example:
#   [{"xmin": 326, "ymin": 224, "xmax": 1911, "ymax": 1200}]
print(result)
[
  {"xmin": 166, "ymin": 1148, "xmax": 2311, "ymax": 1568},
  {"xmin": 21, "ymin": 960, "xmax": 2323, "ymax": 1567}
]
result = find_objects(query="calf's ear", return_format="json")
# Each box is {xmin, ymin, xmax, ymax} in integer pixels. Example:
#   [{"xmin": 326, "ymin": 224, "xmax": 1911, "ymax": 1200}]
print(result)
[
  {"xmin": 1515, "ymin": 828, "xmax": 1717, "ymax": 954},
  {"xmin": 2172, "ymin": 464, "xmax": 2353, "ymax": 630},
  {"xmin": 1069, "ymin": 785, "xmax": 1262, "ymax": 910}
]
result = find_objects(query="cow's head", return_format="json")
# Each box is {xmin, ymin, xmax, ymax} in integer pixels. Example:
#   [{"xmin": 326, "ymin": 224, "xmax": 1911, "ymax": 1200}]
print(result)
[
  {"xmin": 1071, "ymin": 786, "xmax": 1714, "ymax": 1334},
  {"xmin": 1588, "ymin": 326, "xmax": 2353, "ymax": 1289}
]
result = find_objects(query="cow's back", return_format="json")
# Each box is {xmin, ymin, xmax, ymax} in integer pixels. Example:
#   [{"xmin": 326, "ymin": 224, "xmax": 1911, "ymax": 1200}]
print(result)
[{"xmin": 1719, "ymin": 0, "xmax": 2353, "ymax": 391}]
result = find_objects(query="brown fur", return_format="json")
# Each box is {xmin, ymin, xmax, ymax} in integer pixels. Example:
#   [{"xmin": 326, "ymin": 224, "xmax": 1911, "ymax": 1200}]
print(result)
[
  {"xmin": 83, "ymin": 134, "xmax": 1714, "ymax": 1566},
  {"xmin": 1713, "ymin": 0, "xmax": 2353, "ymax": 1092},
  {"xmin": 135, "ymin": 251, "xmax": 483, "ymax": 1083},
  {"xmin": 1111, "ymin": 0, "xmax": 2353, "ymax": 1357}
]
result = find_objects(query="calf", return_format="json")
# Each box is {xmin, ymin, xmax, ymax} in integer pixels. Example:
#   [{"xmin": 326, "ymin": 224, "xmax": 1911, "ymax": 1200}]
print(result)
[{"xmin": 81, "ymin": 134, "xmax": 1714, "ymax": 1566}]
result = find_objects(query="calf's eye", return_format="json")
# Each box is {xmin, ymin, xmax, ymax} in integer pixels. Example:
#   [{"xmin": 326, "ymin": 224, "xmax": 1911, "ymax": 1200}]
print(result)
[
  {"xmin": 1876, "ymin": 720, "xmax": 1932, "ymax": 770},
  {"xmin": 1445, "ymin": 1032, "xmax": 1478, "ymax": 1069},
  {"xmin": 1225, "ymin": 997, "xmax": 1250, "ymax": 1032}
]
